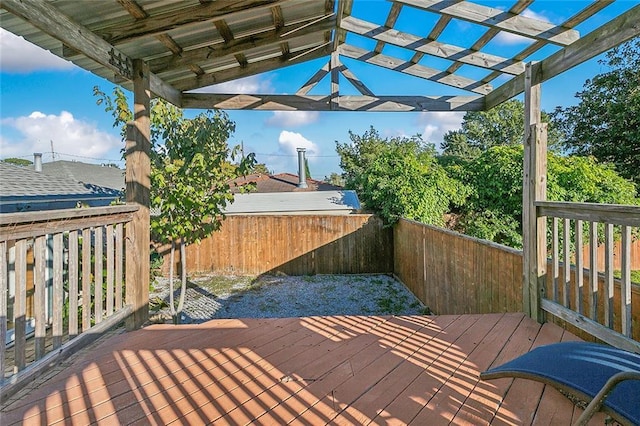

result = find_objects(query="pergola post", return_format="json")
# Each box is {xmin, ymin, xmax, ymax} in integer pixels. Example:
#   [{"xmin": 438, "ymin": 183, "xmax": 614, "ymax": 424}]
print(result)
[
  {"xmin": 522, "ymin": 62, "xmax": 547, "ymax": 322},
  {"xmin": 125, "ymin": 59, "xmax": 151, "ymax": 330}
]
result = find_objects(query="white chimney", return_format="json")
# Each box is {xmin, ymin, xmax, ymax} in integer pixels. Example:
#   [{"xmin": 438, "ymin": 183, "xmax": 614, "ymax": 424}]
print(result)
[
  {"xmin": 34, "ymin": 153, "xmax": 43, "ymax": 172},
  {"xmin": 297, "ymin": 148, "xmax": 308, "ymax": 188}
]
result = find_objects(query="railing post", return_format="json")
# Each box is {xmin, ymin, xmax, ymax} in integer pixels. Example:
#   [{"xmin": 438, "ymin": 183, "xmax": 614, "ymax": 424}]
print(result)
[
  {"xmin": 523, "ymin": 62, "xmax": 547, "ymax": 322},
  {"xmin": 125, "ymin": 59, "xmax": 151, "ymax": 330}
]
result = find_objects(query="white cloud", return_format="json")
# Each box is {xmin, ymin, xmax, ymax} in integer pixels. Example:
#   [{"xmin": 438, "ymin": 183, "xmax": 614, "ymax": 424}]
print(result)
[
  {"xmin": 265, "ymin": 111, "xmax": 320, "ymax": 127},
  {"xmin": 495, "ymin": 9, "xmax": 551, "ymax": 45},
  {"xmin": 193, "ymin": 75, "xmax": 274, "ymax": 94},
  {"xmin": 415, "ymin": 111, "xmax": 465, "ymax": 148},
  {"xmin": 0, "ymin": 28, "xmax": 74, "ymax": 73},
  {"xmin": 1, "ymin": 111, "xmax": 122, "ymax": 160},
  {"xmin": 277, "ymin": 130, "xmax": 319, "ymax": 158}
]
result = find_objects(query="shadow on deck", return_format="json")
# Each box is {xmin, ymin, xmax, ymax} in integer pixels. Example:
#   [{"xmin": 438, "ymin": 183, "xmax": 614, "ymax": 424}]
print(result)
[{"xmin": 1, "ymin": 313, "xmax": 606, "ymax": 425}]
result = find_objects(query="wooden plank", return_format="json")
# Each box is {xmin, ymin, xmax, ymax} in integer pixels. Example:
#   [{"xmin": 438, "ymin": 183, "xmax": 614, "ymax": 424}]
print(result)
[
  {"xmin": 486, "ymin": 5, "xmax": 640, "ymax": 109},
  {"xmin": 68, "ymin": 230, "xmax": 79, "ymax": 339},
  {"xmin": 575, "ymin": 219, "xmax": 584, "ymax": 314},
  {"xmin": 115, "ymin": 223, "xmax": 124, "ymax": 310},
  {"xmin": 296, "ymin": 61, "xmax": 329, "ymax": 95},
  {"xmin": 536, "ymin": 201, "xmax": 640, "ymax": 227},
  {"xmin": 620, "ymin": 225, "xmax": 632, "ymax": 337},
  {"xmin": 588, "ymin": 221, "xmax": 598, "ymax": 321},
  {"xmin": 337, "ymin": 58, "xmax": 375, "ymax": 96},
  {"xmin": 394, "ymin": 0, "xmax": 579, "ymax": 45},
  {"xmin": 0, "ymin": 241, "xmax": 7, "ymax": 379},
  {"xmin": 14, "ymin": 239, "xmax": 27, "ymax": 372},
  {"xmin": 33, "ymin": 236, "xmax": 47, "ymax": 359},
  {"xmin": 94, "ymin": 227, "xmax": 104, "ymax": 325},
  {"xmin": 551, "ymin": 217, "xmax": 559, "ymax": 302},
  {"xmin": 374, "ymin": 2, "xmax": 403, "ymax": 53},
  {"xmin": 125, "ymin": 59, "xmax": 151, "ymax": 330},
  {"xmin": 562, "ymin": 218, "xmax": 571, "ymax": 308},
  {"xmin": 52, "ymin": 233, "xmax": 64, "ymax": 350},
  {"xmin": 0, "ymin": 205, "xmax": 138, "ymax": 226},
  {"xmin": 541, "ymin": 298, "xmax": 640, "ymax": 353},
  {"xmin": 338, "ymin": 44, "xmax": 492, "ymax": 94},
  {"xmin": 330, "ymin": 51, "xmax": 339, "ymax": 110},
  {"xmin": 182, "ymin": 93, "xmax": 485, "ymax": 111},
  {"xmin": 340, "ymin": 16, "xmax": 525, "ymax": 75},
  {"xmin": 604, "ymin": 223, "xmax": 614, "ymax": 327},
  {"xmin": 105, "ymin": 225, "xmax": 114, "ymax": 317},
  {"xmin": 1, "ymin": 212, "xmax": 137, "ymax": 242},
  {"xmin": 82, "ymin": 228, "xmax": 92, "ymax": 331}
]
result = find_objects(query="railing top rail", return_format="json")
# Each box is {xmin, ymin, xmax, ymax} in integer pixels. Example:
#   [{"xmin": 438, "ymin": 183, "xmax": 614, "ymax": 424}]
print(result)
[
  {"xmin": 535, "ymin": 201, "xmax": 640, "ymax": 227},
  {"xmin": 0, "ymin": 204, "xmax": 139, "ymax": 226}
]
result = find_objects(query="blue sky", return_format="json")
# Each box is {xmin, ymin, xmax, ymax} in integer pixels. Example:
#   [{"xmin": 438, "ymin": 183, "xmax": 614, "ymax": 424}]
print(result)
[{"xmin": 0, "ymin": 1, "xmax": 635, "ymax": 179}]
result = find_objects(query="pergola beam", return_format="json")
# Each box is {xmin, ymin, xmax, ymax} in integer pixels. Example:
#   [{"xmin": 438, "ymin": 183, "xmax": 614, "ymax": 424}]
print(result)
[
  {"xmin": 394, "ymin": 0, "xmax": 580, "ymax": 46},
  {"xmin": 147, "ymin": 15, "xmax": 335, "ymax": 73},
  {"xmin": 341, "ymin": 16, "xmax": 525, "ymax": 75},
  {"xmin": 98, "ymin": 0, "xmax": 283, "ymax": 45},
  {"xmin": 486, "ymin": 4, "xmax": 640, "ymax": 109},
  {"xmin": 171, "ymin": 44, "xmax": 330, "ymax": 91},
  {"xmin": 339, "ymin": 44, "xmax": 492, "ymax": 94},
  {"xmin": 1, "ymin": 0, "xmax": 181, "ymax": 106},
  {"xmin": 182, "ymin": 93, "xmax": 484, "ymax": 111}
]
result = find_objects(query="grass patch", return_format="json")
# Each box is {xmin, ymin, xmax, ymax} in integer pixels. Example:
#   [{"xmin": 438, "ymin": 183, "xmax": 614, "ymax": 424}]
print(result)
[{"xmin": 613, "ymin": 270, "xmax": 640, "ymax": 284}]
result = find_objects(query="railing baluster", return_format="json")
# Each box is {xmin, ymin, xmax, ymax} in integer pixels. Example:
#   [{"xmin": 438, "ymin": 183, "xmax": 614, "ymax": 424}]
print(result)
[
  {"xmin": 34, "ymin": 236, "xmax": 47, "ymax": 359},
  {"xmin": 106, "ymin": 225, "xmax": 114, "ymax": 316},
  {"xmin": 14, "ymin": 239, "xmax": 27, "ymax": 372},
  {"xmin": 551, "ymin": 217, "xmax": 559, "ymax": 302},
  {"xmin": 575, "ymin": 219, "xmax": 583, "ymax": 314},
  {"xmin": 588, "ymin": 221, "xmax": 598, "ymax": 321},
  {"xmin": 52, "ymin": 233, "xmax": 64, "ymax": 350},
  {"xmin": 604, "ymin": 223, "xmax": 614, "ymax": 328},
  {"xmin": 0, "ymin": 241, "xmax": 7, "ymax": 380},
  {"xmin": 620, "ymin": 225, "xmax": 632, "ymax": 337},
  {"xmin": 562, "ymin": 218, "xmax": 571, "ymax": 308},
  {"xmin": 68, "ymin": 230, "xmax": 79, "ymax": 338},
  {"xmin": 115, "ymin": 223, "xmax": 123, "ymax": 310},
  {"xmin": 94, "ymin": 227, "xmax": 103, "ymax": 324},
  {"xmin": 82, "ymin": 228, "xmax": 92, "ymax": 331}
]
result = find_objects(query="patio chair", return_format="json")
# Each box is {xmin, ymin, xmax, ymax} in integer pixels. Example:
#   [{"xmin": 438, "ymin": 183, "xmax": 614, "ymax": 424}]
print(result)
[{"xmin": 480, "ymin": 342, "xmax": 640, "ymax": 426}]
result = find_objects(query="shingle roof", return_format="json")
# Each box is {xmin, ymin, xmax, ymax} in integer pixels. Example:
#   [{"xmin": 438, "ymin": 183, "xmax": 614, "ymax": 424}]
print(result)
[
  {"xmin": 0, "ymin": 162, "xmax": 121, "ymax": 212},
  {"xmin": 231, "ymin": 173, "xmax": 342, "ymax": 193},
  {"xmin": 40, "ymin": 160, "xmax": 125, "ymax": 192}
]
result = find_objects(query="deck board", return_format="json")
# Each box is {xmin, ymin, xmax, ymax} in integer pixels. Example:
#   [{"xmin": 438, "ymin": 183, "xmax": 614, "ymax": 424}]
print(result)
[{"xmin": 1, "ymin": 313, "xmax": 608, "ymax": 425}]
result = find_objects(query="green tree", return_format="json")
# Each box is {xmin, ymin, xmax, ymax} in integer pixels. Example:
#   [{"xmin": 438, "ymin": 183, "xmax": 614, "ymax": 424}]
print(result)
[
  {"xmin": 551, "ymin": 38, "xmax": 640, "ymax": 187},
  {"xmin": 337, "ymin": 127, "xmax": 468, "ymax": 226},
  {"xmin": 2, "ymin": 158, "xmax": 33, "ymax": 166},
  {"xmin": 251, "ymin": 163, "xmax": 271, "ymax": 174},
  {"xmin": 324, "ymin": 172, "xmax": 345, "ymax": 187},
  {"xmin": 95, "ymin": 86, "xmax": 255, "ymax": 323},
  {"xmin": 442, "ymin": 100, "xmax": 562, "ymax": 158},
  {"xmin": 455, "ymin": 145, "xmax": 639, "ymax": 248}
]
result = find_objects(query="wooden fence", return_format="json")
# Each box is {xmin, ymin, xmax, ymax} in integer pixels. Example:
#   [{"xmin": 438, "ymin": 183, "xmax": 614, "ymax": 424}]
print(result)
[
  {"xmin": 157, "ymin": 214, "xmax": 393, "ymax": 277},
  {"xmin": 394, "ymin": 218, "xmax": 523, "ymax": 315}
]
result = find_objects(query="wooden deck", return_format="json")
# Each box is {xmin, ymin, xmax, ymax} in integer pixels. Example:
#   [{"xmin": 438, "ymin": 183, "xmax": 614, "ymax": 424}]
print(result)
[{"xmin": 1, "ymin": 313, "xmax": 607, "ymax": 425}]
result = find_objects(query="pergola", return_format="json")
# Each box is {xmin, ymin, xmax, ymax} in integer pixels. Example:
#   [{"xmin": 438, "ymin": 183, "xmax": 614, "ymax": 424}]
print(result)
[{"xmin": 1, "ymin": 0, "xmax": 639, "ymax": 331}]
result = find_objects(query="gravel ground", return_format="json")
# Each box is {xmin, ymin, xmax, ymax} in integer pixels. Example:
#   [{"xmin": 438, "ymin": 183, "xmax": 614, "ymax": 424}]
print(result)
[{"xmin": 149, "ymin": 274, "xmax": 427, "ymax": 324}]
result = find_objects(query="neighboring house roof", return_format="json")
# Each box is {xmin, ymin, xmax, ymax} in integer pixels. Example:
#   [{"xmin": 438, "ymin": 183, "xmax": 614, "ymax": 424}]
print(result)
[
  {"xmin": 40, "ymin": 160, "xmax": 125, "ymax": 192},
  {"xmin": 0, "ymin": 162, "xmax": 121, "ymax": 213},
  {"xmin": 231, "ymin": 173, "xmax": 341, "ymax": 193},
  {"xmin": 224, "ymin": 191, "xmax": 361, "ymax": 215}
]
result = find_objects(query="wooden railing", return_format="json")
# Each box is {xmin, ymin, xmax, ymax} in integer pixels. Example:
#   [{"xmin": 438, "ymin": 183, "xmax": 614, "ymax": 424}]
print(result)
[
  {"xmin": 536, "ymin": 201, "xmax": 640, "ymax": 352},
  {"xmin": 0, "ymin": 205, "xmax": 138, "ymax": 396}
]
